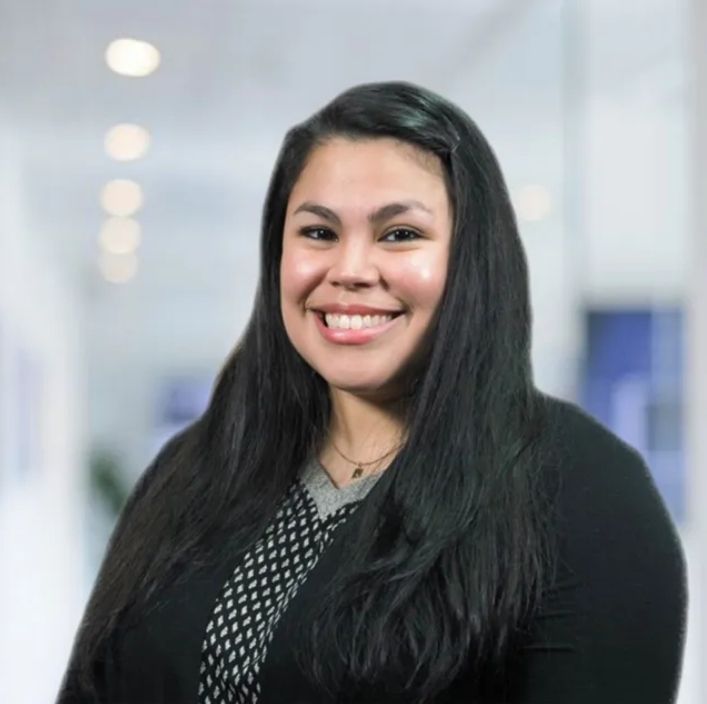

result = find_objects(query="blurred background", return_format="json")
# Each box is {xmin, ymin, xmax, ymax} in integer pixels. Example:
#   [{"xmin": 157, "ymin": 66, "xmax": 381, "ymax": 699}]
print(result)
[{"xmin": 0, "ymin": 0, "xmax": 705, "ymax": 701}]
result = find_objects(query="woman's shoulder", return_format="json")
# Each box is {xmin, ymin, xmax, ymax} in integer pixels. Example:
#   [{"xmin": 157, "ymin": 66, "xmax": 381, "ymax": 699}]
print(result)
[
  {"xmin": 514, "ymin": 393, "xmax": 688, "ymax": 702},
  {"xmin": 537, "ymin": 392, "xmax": 686, "ymax": 599},
  {"xmin": 539, "ymin": 392, "xmax": 664, "ymax": 505},
  {"xmin": 538, "ymin": 392, "xmax": 686, "ymax": 621},
  {"xmin": 117, "ymin": 420, "xmax": 202, "ymax": 523},
  {"xmin": 541, "ymin": 392, "xmax": 644, "ymax": 466}
]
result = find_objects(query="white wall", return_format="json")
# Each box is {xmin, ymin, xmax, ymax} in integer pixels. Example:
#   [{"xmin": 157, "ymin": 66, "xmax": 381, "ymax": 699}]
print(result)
[
  {"xmin": 685, "ymin": 1, "xmax": 707, "ymax": 702},
  {"xmin": 0, "ymin": 127, "xmax": 88, "ymax": 704}
]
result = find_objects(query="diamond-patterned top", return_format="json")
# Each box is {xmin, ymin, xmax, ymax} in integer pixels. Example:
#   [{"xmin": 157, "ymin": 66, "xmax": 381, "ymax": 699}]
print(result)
[{"xmin": 197, "ymin": 456, "xmax": 382, "ymax": 704}]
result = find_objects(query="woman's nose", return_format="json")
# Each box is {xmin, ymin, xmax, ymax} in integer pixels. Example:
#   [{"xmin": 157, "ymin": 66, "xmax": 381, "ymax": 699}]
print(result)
[{"xmin": 325, "ymin": 238, "xmax": 379, "ymax": 288}]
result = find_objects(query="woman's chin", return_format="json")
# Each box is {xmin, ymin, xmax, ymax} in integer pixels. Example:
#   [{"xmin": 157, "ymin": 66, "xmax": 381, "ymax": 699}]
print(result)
[{"xmin": 325, "ymin": 375, "xmax": 408, "ymax": 403}]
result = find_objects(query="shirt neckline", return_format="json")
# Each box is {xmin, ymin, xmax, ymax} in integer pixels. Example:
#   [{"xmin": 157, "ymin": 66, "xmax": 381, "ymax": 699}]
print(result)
[{"xmin": 298, "ymin": 454, "xmax": 383, "ymax": 520}]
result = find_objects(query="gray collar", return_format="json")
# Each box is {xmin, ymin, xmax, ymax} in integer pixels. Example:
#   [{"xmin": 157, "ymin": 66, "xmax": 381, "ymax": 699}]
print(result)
[{"xmin": 298, "ymin": 454, "xmax": 383, "ymax": 520}]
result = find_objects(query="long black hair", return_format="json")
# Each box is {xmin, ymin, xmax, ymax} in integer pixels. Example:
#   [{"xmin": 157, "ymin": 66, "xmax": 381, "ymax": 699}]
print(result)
[{"xmin": 65, "ymin": 81, "xmax": 558, "ymax": 702}]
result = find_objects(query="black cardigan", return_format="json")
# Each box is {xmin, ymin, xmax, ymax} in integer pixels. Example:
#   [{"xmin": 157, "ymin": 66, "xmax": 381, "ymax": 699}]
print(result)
[{"xmin": 57, "ymin": 396, "xmax": 687, "ymax": 703}]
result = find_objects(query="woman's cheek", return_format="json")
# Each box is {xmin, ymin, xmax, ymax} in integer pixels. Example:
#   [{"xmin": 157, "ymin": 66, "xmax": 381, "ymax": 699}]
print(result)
[
  {"xmin": 282, "ymin": 250, "xmax": 322, "ymax": 295},
  {"xmin": 396, "ymin": 253, "xmax": 447, "ymax": 301}
]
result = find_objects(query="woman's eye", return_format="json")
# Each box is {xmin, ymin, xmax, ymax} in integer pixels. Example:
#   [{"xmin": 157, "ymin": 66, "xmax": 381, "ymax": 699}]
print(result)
[
  {"xmin": 300, "ymin": 227, "xmax": 336, "ymax": 241},
  {"xmin": 298, "ymin": 226, "xmax": 420, "ymax": 242},
  {"xmin": 381, "ymin": 228, "xmax": 421, "ymax": 242}
]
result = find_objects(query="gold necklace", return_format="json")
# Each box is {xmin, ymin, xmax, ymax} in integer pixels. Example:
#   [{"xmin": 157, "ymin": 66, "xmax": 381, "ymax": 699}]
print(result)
[{"xmin": 329, "ymin": 438, "xmax": 404, "ymax": 480}]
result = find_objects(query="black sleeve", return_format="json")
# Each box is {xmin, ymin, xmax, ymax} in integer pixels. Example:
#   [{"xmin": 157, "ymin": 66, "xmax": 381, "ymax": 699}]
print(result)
[
  {"xmin": 54, "ymin": 426, "xmax": 195, "ymax": 704},
  {"xmin": 55, "ymin": 642, "xmax": 112, "ymax": 704},
  {"xmin": 508, "ymin": 401, "xmax": 688, "ymax": 704}
]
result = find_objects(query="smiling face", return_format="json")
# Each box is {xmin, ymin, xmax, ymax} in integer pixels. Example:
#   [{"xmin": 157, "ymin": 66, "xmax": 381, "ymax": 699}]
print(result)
[{"xmin": 280, "ymin": 137, "xmax": 453, "ymax": 401}]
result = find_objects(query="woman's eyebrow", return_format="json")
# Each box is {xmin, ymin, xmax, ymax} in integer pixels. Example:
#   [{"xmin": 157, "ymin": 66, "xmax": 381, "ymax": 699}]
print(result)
[
  {"xmin": 293, "ymin": 202, "xmax": 341, "ymax": 225},
  {"xmin": 370, "ymin": 200, "xmax": 433, "ymax": 225},
  {"xmin": 292, "ymin": 200, "xmax": 433, "ymax": 226}
]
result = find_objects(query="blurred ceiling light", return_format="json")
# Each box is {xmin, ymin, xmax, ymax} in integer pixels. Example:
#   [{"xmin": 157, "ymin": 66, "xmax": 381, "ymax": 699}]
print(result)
[
  {"xmin": 100, "ymin": 179, "xmax": 143, "ymax": 217},
  {"xmin": 100, "ymin": 217, "xmax": 141, "ymax": 254},
  {"xmin": 105, "ymin": 38, "xmax": 160, "ymax": 77},
  {"xmin": 99, "ymin": 251, "xmax": 138, "ymax": 284},
  {"xmin": 514, "ymin": 185, "xmax": 553, "ymax": 222},
  {"xmin": 105, "ymin": 123, "xmax": 150, "ymax": 161}
]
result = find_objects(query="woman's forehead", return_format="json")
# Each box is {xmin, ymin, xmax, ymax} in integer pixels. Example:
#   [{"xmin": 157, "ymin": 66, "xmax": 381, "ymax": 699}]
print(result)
[
  {"xmin": 287, "ymin": 137, "xmax": 450, "ymax": 215},
  {"xmin": 302, "ymin": 136, "xmax": 444, "ymax": 179}
]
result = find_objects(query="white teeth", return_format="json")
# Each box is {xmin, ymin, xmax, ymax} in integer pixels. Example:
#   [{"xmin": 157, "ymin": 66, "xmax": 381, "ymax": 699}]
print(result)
[{"xmin": 324, "ymin": 313, "xmax": 396, "ymax": 330}]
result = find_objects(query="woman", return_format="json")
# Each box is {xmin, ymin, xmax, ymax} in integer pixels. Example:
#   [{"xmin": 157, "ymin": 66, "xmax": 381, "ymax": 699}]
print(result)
[{"xmin": 58, "ymin": 81, "xmax": 687, "ymax": 703}]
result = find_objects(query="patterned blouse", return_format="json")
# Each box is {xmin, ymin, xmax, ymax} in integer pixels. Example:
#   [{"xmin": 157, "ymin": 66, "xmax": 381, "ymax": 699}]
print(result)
[{"xmin": 198, "ymin": 455, "xmax": 382, "ymax": 703}]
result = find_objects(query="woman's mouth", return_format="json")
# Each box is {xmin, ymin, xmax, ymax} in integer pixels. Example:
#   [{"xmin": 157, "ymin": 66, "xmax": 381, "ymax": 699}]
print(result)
[
  {"xmin": 319, "ymin": 311, "xmax": 402, "ymax": 330},
  {"xmin": 311, "ymin": 310, "xmax": 405, "ymax": 345}
]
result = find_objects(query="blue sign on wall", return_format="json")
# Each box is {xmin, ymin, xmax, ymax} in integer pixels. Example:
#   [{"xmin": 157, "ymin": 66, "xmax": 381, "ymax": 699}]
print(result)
[{"xmin": 581, "ymin": 308, "xmax": 685, "ymax": 523}]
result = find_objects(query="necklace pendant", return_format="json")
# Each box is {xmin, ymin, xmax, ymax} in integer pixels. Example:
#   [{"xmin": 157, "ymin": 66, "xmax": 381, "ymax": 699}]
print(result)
[{"xmin": 351, "ymin": 466, "xmax": 364, "ymax": 480}]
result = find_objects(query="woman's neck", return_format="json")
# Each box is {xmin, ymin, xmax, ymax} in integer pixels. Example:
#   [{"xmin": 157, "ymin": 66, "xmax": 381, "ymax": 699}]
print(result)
[{"xmin": 317, "ymin": 387, "xmax": 407, "ymax": 487}]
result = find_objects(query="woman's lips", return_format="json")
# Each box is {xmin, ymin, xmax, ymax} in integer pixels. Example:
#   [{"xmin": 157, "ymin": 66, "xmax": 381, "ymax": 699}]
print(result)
[{"xmin": 311, "ymin": 310, "xmax": 403, "ymax": 345}]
